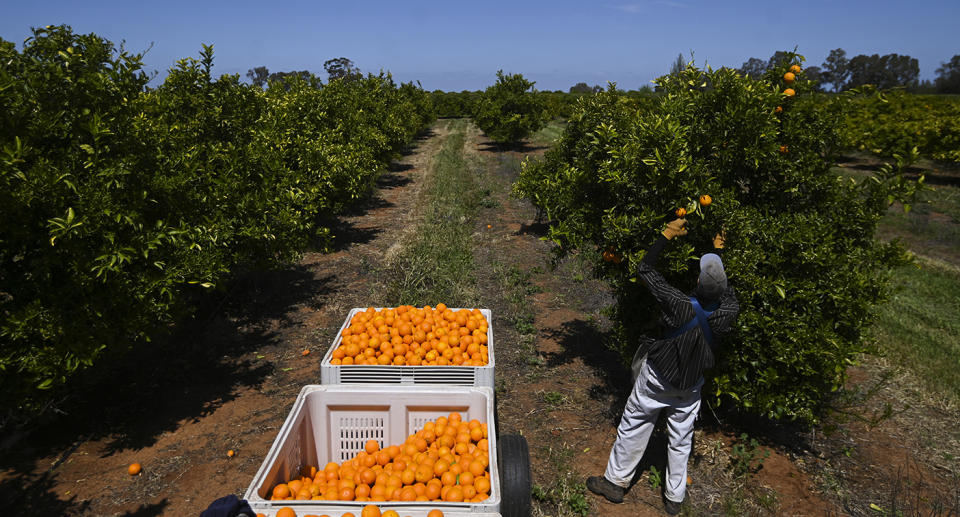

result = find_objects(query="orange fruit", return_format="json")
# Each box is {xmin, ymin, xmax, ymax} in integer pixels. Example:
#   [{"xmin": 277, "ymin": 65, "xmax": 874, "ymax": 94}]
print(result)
[
  {"xmin": 400, "ymin": 486, "xmax": 417, "ymax": 501},
  {"xmin": 675, "ymin": 207, "xmax": 687, "ymax": 218},
  {"xmin": 361, "ymin": 504, "xmax": 381, "ymax": 517},
  {"xmin": 301, "ymin": 349, "xmax": 311, "ymax": 356},
  {"xmin": 783, "ymin": 72, "xmax": 796, "ymax": 84},
  {"xmin": 468, "ymin": 460, "xmax": 485, "ymax": 477},
  {"xmin": 276, "ymin": 508, "xmax": 296, "ymax": 517},
  {"xmin": 272, "ymin": 483, "xmax": 291, "ymax": 499},
  {"xmin": 779, "ymin": 145, "xmax": 789, "ymax": 154},
  {"xmin": 445, "ymin": 485, "xmax": 464, "ymax": 502},
  {"xmin": 784, "ymin": 88, "xmax": 795, "ymax": 97},
  {"xmin": 288, "ymin": 479, "xmax": 304, "ymax": 495},
  {"xmin": 427, "ymin": 510, "xmax": 445, "ymax": 517},
  {"xmin": 475, "ymin": 476, "xmax": 491, "ymax": 494},
  {"xmin": 441, "ymin": 471, "xmax": 457, "ymax": 486},
  {"xmin": 382, "ymin": 512, "xmax": 400, "ymax": 517},
  {"xmin": 699, "ymin": 194, "xmax": 711, "ymax": 207},
  {"xmin": 775, "ymin": 105, "xmax": 783, "ymax": 114},
  {"xmin": 360, "ymin": 468, "xmax": 377, "ymax": 486},
  {"xmin": 128, "ymin": 463, "xmax": 142, "ymax": 476},
  {"xmin": 227, "ymin": 449, "xmax": 235, "ymax": 457},
  {"xmin": 356, "ymin": 483, "xmax": 372, "ymax": 499},
  {"xmin": 789, "ymin": 64, "xmax": 802, "ymax": 74}
]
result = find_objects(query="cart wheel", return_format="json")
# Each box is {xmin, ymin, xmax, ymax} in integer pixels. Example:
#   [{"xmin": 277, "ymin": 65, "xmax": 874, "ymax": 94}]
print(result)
[{"xmin": 497, "ymin": 434, "xmax": 531, "ymax": 517}]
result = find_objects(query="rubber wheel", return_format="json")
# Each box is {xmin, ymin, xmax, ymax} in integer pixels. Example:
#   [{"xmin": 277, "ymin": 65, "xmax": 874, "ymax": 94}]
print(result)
[{"xmin": 497, "ymin": 434, "xmax": 532, "ymax": 517}]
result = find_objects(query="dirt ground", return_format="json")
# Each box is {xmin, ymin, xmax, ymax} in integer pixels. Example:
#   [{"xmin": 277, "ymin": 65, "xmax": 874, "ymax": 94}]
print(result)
[{"xmin": 1, "ymin": 120, "xmax": 957, "ymax": 516}]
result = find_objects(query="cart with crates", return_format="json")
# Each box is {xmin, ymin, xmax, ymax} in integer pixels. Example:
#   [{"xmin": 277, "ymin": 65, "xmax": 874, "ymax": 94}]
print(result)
[{"xmin": 245, "ymin": 307, "xmax": 531, "ymax": 517}]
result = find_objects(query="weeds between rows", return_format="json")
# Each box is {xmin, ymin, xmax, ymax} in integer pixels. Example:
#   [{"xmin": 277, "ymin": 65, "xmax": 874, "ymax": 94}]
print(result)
[{"xmin": 371, "ymin": 119, "xmax": 484, "ymax": 307}]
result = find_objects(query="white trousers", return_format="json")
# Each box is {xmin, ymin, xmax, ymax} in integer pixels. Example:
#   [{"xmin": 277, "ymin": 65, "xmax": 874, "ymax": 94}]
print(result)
[{"xmin": 604, "ymin": 360, "xmax": 702, "ymax": 503}]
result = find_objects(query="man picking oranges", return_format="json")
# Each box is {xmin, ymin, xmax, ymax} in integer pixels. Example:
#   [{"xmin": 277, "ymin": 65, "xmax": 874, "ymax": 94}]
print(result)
[{"xmin": 587, "ymin": 218, "xmax": 739, "ymax": 515}]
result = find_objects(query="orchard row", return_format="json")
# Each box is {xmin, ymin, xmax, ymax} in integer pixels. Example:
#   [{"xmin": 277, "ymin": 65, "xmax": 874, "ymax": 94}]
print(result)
[{"xmin": 0, "ymin": 26, "xmax": 434, "ymax": 413}]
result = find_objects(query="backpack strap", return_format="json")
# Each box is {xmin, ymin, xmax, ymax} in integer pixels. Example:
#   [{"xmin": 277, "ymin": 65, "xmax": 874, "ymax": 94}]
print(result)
[
  {"xmin": 663, "ymin": 297, "xmax": 716, "ymax": 349},
  {"xmin": 690, "ymin": 297, "xmax": 716, "ymax": 350}
]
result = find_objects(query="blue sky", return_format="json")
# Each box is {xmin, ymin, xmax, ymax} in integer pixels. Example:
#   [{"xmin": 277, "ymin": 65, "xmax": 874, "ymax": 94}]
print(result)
[{"xmin": 2, "ymin": 1, "xmax": 957, "ymax": 91}]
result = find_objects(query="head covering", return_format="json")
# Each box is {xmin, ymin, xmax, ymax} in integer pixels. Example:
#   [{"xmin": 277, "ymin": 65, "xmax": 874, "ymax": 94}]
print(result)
[{"xmin": 696, "ymin": 253, "xmax": 727, "ymax": 302}]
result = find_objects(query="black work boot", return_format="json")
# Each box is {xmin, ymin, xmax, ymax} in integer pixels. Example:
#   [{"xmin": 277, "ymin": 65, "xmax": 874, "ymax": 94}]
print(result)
[
  {"xmin": 586, "ymin": 475, "xmax": 625, "ymax": 503},
  {"xmin": 662, "ymin": 492, "xmax": 683, "ymax": 515}
]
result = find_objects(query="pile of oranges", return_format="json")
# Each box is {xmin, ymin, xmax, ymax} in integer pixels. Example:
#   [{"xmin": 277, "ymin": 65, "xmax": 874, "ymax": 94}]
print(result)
[
  {"xmin": 330, "ymin": 305, "xmax": 489, "ymax": 367},
  {"xmin": 269, "ymin": 412, "xmax": 491, "ymax": 504},
  {"xmin": 265, "ymin": 506, "xmax": 445, "ymax": 517}
]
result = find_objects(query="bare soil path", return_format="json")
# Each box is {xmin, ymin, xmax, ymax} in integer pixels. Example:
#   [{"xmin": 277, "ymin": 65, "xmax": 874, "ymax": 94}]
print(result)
[{"xmin": 1, "ymin": 120, "xmax": 957, "ymax": 516}]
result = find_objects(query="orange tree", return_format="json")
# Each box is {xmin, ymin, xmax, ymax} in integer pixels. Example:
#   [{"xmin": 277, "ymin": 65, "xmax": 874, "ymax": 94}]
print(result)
[
  {"xmin": 514, "ymin": 56, "xmax": 920, "ymax": 423},
  {"xmin": 0, "ymin": 26, "xmax": 433, "ymax": 417},
  {"xmin": 473, "ymin": 70, "xmax": 547, "ymax": 144},
  {"xmin": 841, "ymin": 88, "xmax": 960, "ymax": 163}
]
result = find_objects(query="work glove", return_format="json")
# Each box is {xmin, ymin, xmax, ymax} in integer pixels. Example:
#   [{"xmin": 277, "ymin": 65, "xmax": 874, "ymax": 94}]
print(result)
[
  {"xmin": 713, "ymin": 230, "xmax": 726, "ymax": 249},
  {"xmin": 662, "ymin": 218, "xmax": 688, "ymax": 240}
]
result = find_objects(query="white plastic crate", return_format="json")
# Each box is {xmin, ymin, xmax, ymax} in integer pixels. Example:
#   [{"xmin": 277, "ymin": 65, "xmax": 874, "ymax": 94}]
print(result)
[
  {"xmin": 251, "ymin": 508, "xmax": 500, "ymax": 517},
  {"xmin": 244, "ymin": 385, "xmax": 502, "ymax": 516},
  {"xmin": 320, "ymin": 308, "xmax": 494, "ymax": 387}
]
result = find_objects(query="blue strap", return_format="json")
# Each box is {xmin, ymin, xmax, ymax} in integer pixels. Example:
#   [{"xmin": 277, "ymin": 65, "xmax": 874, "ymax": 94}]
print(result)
[
  {"xmin": 664, "ymin": 297, "xmax": 716, "ymax": 349},
  {"xmin": 690, "ymin": 297, "xmax": 716, "ymax": 349}
]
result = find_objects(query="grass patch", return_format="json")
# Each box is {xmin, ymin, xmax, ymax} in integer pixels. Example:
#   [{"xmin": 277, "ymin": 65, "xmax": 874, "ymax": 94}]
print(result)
[
  {"xmin": 492, "ymin": 262, "xmax": 542, "ymax": 366},
  {"xmin": 837, "ymin": 161, "xmax": 960, "ymax": 403},
  {"xmin": 529, "ymin": 118, "xmax": 566, "ymax": 146},
  {"xmin": 379, "ymin": 119, "xmax": 483, "ymax": 306},
  {"xmin": 870, "ymin": 257, "xmax": 960, "ymax": 401},
  {"xmin": 878, "ymin": 183, "xmax": 960, "ymax": 263},
  {"xmin": 531, "ymin": 445, "xmax": 589, "ymax": 516}
]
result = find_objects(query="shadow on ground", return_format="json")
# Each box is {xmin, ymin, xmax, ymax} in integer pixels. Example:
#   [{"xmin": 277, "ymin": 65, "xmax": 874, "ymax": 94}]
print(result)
[
  {"xmin": 837, "ymin": 154, "xmax": 960, "ymax": 187},
  {"xmin": 0, "ymin": 262, "xmax": 335, "ymax": 513},
  {"xmin": 476, "ymin": 141, "xmax": 549, "ymax": 154},
  {"xmin": 539, "ymin": 318, "xmax": 634, "ymax": 425}
]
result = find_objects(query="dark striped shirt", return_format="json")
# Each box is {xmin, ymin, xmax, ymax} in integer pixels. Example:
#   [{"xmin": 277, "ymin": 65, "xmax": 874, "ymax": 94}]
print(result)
[{"xmin": 636, "ymin": 236, "xmax": 740, "ymax": 390}]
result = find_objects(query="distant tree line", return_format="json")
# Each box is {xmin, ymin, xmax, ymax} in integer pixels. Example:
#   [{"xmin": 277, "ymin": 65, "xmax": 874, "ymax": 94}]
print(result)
[
  {"xmin": 737, "ymin": 50, "xmax": 960, "ymax": 93},
  {"xmin": 246, "ymin": 57, "xmax": 361, "ymax": 87}
]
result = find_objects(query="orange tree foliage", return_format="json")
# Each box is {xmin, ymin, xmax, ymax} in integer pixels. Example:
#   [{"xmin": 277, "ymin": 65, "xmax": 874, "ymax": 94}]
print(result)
[
  {"xmin": 0, "ymin": 26, "xmax": 433, "ymax": 416},
  {"xmin": 514, "ymin": 56, "xmax": 921, "ymax": 423}
]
